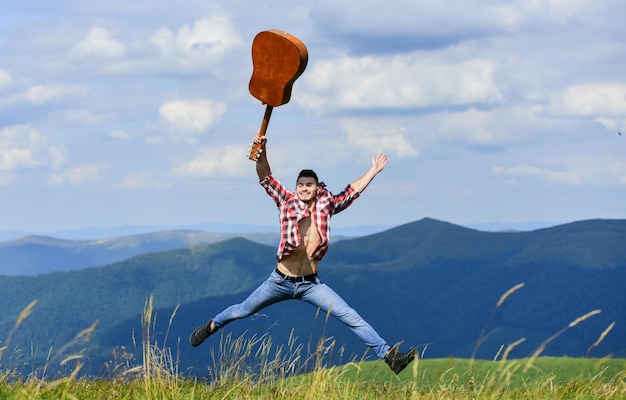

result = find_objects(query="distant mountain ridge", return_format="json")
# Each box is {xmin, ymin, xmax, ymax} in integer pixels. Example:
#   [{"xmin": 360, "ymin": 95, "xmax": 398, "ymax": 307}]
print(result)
[
  {"xmin": 326, "ymin": 218, "xmax": 624, "ymax": 269},
  {"xmin": 0, "ymin": 230, "xmax": 280, "ymax": 275},
  {"xmin": 0, "ymin": 218, "xmax": 623, "ymax": 378},
  {"xmin": 0, "ymin": 223, "xmax": 392, "ymax": 242},
  {"xmin": 0, "ymin": 226, "xmax": 386, "ymax": 276},
  {"xmin": 0, "ymin": 220, "xmax": 562, "ymax": 276}
]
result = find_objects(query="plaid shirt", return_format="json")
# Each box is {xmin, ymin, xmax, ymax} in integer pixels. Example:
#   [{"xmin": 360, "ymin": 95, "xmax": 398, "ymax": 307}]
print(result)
[{"xmin": 260, "ymin": 174, "xmax": 360, "ymax": 261}]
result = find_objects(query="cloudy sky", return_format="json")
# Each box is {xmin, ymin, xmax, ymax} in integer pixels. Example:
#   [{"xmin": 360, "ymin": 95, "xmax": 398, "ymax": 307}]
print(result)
[{"xmin": 1, "ymin": 0, "xmax": 624, "ymax": 238}]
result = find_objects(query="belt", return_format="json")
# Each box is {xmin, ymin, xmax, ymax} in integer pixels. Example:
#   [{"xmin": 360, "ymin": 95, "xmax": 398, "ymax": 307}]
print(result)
[{"xmin": 275, "ymin": 268, "xmax": 317, "ymax": 283}]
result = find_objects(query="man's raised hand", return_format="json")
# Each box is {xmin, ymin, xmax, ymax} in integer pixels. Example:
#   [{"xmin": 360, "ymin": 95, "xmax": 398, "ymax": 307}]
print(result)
[{"xmin": 371, "ymin": 153, "xmax": 389, "ymax": 174}]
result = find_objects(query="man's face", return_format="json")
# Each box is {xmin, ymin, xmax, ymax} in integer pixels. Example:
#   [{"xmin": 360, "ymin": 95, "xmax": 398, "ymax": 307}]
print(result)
[{"xmin": 296, "ymin": 177, "xmax": 318, "ymax": 203}]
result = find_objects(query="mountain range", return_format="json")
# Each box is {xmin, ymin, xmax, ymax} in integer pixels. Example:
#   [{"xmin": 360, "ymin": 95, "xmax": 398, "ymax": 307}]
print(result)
[
  {"xmin": 0, "ymin": 218, "xmax": 623, "ymax": 378},
  {"xmin": 0, "ymin": 226, "xmax": 388, "ymax": 276},
  {"xmin": 0, "ymin": 230, "xmax": 280, "ymax": 276}
]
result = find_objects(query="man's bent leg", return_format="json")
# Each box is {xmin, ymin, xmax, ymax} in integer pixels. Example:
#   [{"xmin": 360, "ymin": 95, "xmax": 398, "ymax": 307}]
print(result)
[
  {"xmin": 301, "ymin": 281, "xmax": 390, "ymax": 359},
  {"xmin": 212, "ymin": 270, "xmax": 290, "ymax": 329},
  {"xmin": 191, "ymin": 271, "xmax": 290, "ymax": 347}
]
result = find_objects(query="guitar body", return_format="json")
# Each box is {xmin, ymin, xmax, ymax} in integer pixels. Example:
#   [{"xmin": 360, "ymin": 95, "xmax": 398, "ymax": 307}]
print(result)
[
  {"xmin": 249, "ymin": 30, "xmax": 308, "ymax": 107},
  {"xmin": 247, "ymin": 30, "xmax": 308, "ymax": 161}
]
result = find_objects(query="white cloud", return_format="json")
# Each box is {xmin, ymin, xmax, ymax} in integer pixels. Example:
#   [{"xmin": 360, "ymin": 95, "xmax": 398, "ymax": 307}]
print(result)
[
  {"xmin": 69, "ymin": 27, "xmax": 126, "ymax": 60},
  {"xmin": 2, "ymin": 1, "xmax": 625, "ymax": 231},
  {"xmin": 159, "ymin": 99, "xmax": 226, "ymax": 140},
  {"xmin": 0, "ymin": 125, "xmax": 67, "ymax": 172},
  {"xmin": 86, "ymin": 14, "xmax": 246, "ymax": 76},
  {"xmin": 339, "ymin": 118, "xmax": 419, "ymax": 158},
  {"xmin": 610, "ymin": 161, "xmax": 626, "ymax": 185},
  {"xmin": 46, "ymin": 163, "xmax": 107, "ymax": 186},
  {"xmin": 298, "ymin": 55, "xmax": 502, "ymax": 112},
  {"xmin": 493, "ymin": 163, "xmax": 582, "ymax": 185},
  {"xmin": 0, "ymin": 129, "xmax": 44, "ymax": 170},
  {"xmin": 543, "ymin": 0, "xmax": 606, "ymax": 24},
  {"xmin": 424, "ymin": 106, "xmax": 556, "ymax": 146},
  {"xmin": 25, "ymin": 84, "xmax": 89, "ymax": 105},
  {"xmin": 0, "ymin": 69, "xmax": 13, "ymax": 89},
  {"xmin": 47, "ymin": 145, "xmax": 69, "ymax": 170},
  {"xmin": 548, "ymin": 83, "xmax": 626, "ymax": 118},
  {"xmin": 311, "ymin": 0, "xmax": 602, "ymax": 40},
  {"xmin": 595, "ymin": 117, "xmax": 626, "ymax": 133},
  {"xmin": 495, "ymin": 153, "xmax": 626, "ymax": 187},
  {"xmin": 121, "ymin": 170, "xmax": 170, "ymax": 189},
  {"xmin": 172, "ymin": 145, "xmax": 249, "ymax": 178},
  {"xmin": 65, "ymin": 109, "xmax": 109, "ymax": 124},
  {"xmin": 145, "ymin": 136, "xmax": 162, "ymax": 145},
  {"xmin": 108, "ymin": 130, "xmax": 132, "ymax": 140},
  {"xmin": 151, "ymin": 15, "xmax": 244, "ymax": 71},
  {"xmin": 312, "ymin": 0, "xmax": 511, "ymax": 36}
]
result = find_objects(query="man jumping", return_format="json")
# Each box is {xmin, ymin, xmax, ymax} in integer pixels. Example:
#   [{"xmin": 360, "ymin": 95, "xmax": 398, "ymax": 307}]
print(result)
[{"xmin": 190, "ymin": 131, "xmax": 415, "ymax": 374}]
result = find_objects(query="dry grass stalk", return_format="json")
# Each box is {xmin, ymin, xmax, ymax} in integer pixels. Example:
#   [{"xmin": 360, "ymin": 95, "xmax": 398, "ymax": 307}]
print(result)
[
  {"xmin": 500, "ymin": 338, "xmax": 526, "ymax": 362},
  {"xmin": 524, "ymin": 309, "xmax": 602, "ymax": 372},
  {"xmin": 471, "ymin": 283, "xmax": 525, "ymax": 367},
  {"xmin": 497, "ymin": 283, "xmax": 525, "ymax": 307},
  {"xmin": 3, "ymin": 300, "xmax": 38, "ymax": 356},
  {"xmin": 587, "ymin": 321, "xmax": 616, "ymax": 357}
]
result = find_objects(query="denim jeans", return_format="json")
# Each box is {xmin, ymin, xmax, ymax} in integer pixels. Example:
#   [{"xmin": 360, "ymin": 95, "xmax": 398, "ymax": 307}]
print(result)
[{"xmin": 212, "ymin": 269, "xmax": 391, "ymax": 359}]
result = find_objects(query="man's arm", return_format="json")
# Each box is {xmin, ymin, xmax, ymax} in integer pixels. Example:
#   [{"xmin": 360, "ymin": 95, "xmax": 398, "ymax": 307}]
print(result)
[
  {"xmin": 350, "ymin": 153, "xmax": 388, "ymax": 193},
  {"xmin": 253, "ymin": 132, "xmax": 271, "ymax": 181}
]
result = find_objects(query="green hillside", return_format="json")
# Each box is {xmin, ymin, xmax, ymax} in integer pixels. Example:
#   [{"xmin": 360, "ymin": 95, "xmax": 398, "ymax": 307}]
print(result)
[
  {"xmin": 0, "ymin": 218, "xmax": 624, "ymax": 378},
  {"xmin": 322, "ymin": 218, "xmax": 625, "ymax": 358},
  {"xmin": 0, "ymin": 238, "xmax": 274, "ymax": 350}
]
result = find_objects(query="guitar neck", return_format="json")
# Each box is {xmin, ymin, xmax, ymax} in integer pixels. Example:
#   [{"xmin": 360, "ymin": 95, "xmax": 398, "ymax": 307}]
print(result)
[{"xmin": 248, "ymin": 105, "xmax": 273, "ymax": 161}]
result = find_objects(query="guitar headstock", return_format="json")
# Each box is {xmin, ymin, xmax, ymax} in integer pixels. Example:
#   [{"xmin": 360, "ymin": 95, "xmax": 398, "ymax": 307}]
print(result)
[{"xmin": 247, "ymin": 142, "xmax": 263, "ymax": 161}]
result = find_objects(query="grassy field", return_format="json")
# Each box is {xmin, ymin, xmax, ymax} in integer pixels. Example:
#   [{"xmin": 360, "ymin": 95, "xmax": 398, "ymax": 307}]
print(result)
[
  {"xmin": 1, "ymin": 355, "xmax": 624, "ymax": 399},
  {"xmin": 1, "ymin": 296, "xmax": 625, "ymax": 399}
]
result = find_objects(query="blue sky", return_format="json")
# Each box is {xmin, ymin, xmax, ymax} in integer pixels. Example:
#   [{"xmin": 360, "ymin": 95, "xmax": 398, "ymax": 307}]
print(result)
[{"xmin": 1, "ymin": 0, "xmax": 625, "ymax": 237}]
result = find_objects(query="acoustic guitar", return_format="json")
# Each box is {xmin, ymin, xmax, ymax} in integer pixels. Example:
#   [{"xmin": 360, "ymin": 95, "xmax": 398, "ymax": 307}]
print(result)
[{"xmin": 247, "ymin": 29, "xmax": 308, "ymax": 161}]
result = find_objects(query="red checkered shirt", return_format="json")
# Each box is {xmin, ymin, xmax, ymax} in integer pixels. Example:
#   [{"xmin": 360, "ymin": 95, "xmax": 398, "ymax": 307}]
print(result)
[{"xmin": 260, "ymin": 174, "xmax": 360, "ymax": 261}]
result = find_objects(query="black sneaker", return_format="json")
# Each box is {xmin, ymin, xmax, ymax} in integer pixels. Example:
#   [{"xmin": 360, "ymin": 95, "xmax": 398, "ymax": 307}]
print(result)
[
  {"xmin": 384, "ymin": 345, "xmax": 416, "ymax": 375},
  {"xmin": 189, "ymin": 320, "xmax": 217, "ymax": 347}
]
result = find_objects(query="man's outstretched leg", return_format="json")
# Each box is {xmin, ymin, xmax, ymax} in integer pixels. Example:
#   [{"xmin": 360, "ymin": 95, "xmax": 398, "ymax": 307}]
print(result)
[{"xmin": 300, "ymin": 280, "xmax": 416, "ymax": 374}]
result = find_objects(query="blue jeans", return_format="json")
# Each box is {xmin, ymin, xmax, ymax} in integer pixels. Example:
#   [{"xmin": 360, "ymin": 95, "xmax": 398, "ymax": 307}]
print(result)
[{"xmin": 212, "ymin": 269, "xmax": 391, "ymax": 359}]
